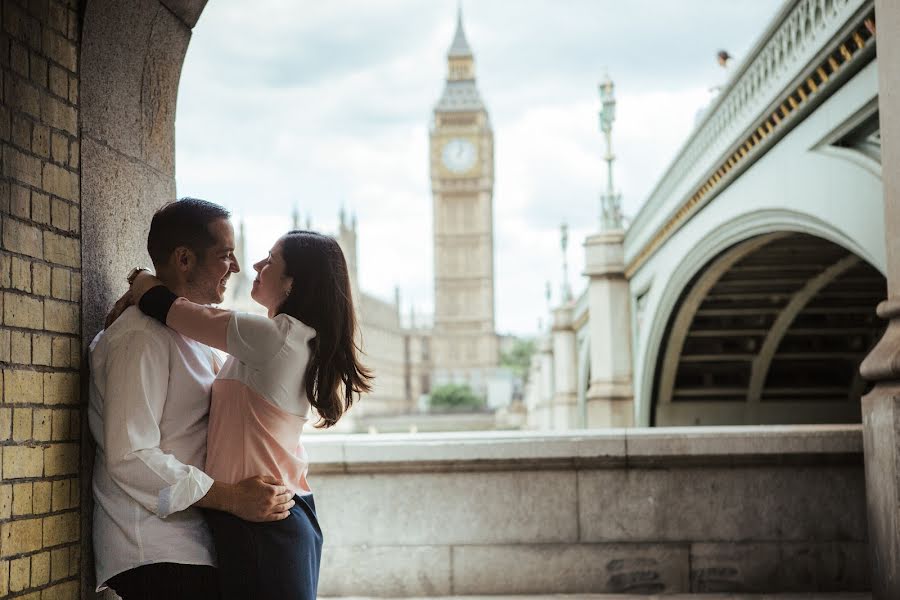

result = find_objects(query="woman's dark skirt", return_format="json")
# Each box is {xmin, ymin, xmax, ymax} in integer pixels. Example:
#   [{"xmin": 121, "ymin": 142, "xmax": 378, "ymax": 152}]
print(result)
[{"xmin": 204, "ymin": 494, "xmax": 323, "ymax": 600}]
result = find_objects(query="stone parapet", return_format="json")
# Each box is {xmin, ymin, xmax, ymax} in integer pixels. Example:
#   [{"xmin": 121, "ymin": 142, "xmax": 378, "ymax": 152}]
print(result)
[{"xmin": 306, "ymin": 426, "xmax": 867, "ymax": 596}]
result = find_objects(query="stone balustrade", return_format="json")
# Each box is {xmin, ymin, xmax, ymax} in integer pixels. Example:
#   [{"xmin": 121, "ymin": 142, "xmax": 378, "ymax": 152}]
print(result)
[{"xmin": 305, "ymin": 425, "xmax": 868, "ymax": 596}]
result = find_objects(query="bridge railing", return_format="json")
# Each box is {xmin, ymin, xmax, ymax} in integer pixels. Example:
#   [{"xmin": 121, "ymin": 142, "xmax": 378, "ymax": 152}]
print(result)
[{"xmin": 625, "ymin": 0, "xmax": 872, "ymax": 275}]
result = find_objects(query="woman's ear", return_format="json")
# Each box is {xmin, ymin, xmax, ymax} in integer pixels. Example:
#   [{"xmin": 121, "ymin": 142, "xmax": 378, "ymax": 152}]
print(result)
[{"xmin": 283, "ymin": 276, "xmax": 294, "ymax": 298}]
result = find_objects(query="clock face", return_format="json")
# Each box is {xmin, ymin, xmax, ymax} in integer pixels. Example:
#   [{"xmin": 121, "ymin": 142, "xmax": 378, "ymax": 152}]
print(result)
[{"xmin": 441, "ymin": 138, "xmax": 477, "ymax": 174}]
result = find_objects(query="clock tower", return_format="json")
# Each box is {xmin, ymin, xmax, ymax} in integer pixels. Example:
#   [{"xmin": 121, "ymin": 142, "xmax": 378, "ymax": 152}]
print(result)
[{"xmin": 430, "ymin": 8, "xmax": 498, "ymax": 389}]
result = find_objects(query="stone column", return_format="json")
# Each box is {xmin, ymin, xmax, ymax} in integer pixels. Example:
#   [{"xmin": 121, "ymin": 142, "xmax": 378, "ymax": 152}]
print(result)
[
  {"xmin": 536, "ymin": 334, "xmax": 555, "ymax": 429},
  {"xmin": 551, "ymin": 304, "xmax": 578, "ymax": 429},
  {"xmin": 860, "ymin": 2, "xmax": 900, "ymax": 597},
  {"xmin": 583, "ymin": 230, "xmax": 635, "ymax": 427}
]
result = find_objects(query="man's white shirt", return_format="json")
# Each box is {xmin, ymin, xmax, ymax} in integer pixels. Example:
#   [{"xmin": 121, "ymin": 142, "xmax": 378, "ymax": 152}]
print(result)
[{"xmin": 89, "ymin": 306, "xmax": 219, "ymax": 590}]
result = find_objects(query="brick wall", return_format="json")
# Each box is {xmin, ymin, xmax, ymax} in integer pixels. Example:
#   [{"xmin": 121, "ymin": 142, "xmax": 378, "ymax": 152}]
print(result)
[{"xmin": 0, "ymin": 0, "xmax": 82, "ymax": 598}]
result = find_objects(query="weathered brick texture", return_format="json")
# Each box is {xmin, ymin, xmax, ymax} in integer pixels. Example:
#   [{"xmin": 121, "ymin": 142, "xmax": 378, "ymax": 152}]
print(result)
[{"xmin": 1, "ymin": 0, "xmax": 82, "ymax": 597}]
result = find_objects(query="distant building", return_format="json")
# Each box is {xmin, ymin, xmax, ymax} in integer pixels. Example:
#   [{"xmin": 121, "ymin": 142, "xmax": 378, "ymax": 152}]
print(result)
[{"xmin": 222, "ymin": 9, "xmax": 513, "ymax": 431}]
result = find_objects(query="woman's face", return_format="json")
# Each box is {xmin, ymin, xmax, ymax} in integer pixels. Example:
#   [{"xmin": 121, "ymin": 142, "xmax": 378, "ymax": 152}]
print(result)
[{"xmin": 251, "ymin": 238, "xmax": 294, "ymax": 316}]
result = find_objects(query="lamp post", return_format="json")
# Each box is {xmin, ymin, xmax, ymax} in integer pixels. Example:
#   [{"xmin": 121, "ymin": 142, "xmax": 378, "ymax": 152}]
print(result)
[
  {"xmin": 599, "ymin": 74, "xmax": 623, "ymax": 230},
  {"xmin": 560, "ymin": 223, "xmax": 572, "ymax": 303}
]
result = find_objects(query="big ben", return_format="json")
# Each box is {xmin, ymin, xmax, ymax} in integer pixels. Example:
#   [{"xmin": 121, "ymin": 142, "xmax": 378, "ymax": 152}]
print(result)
[{"xmin": 430, "ymin": 8, "xmax": 499, "ymax": 388}]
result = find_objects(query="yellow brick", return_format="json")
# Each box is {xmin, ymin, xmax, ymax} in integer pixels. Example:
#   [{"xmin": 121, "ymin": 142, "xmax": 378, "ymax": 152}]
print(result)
[
  {"xmin": 12, "ymin": 407, "xmax": 32, "ymax": 441},
  {"xmin": 43, "ymin": 231, "xmax": 79, "ymax": 268},
  {"xmin": 12, "ymin": 482, "xmax": 32, "ymax": 516},
  {"xmin": 10, "ymin": 556, "xmax": 29, "ymax": 592},
  {"xmin": 5, "ymin": 369, "xmax": 43, "ymax": 404},
  {"xmin": 44, "ymin": 443, "xmax": 78, "ymax": 476},
  {"xmin": 4, "ymin": 293, "xmax": 44, "ymax": 329},
  {"xmin": 32, "ymin": 262, "xmax": 51, "ymax": 296},
  {"xmin": 3, "ymin": 445, "xmax": 44, "ymax": 479},
  {"xmin": 70, "ymin": 205, "xmax": 80, "ymax": 235},
  {"xmin": 43, "ymin": 300, "xmax": 78, "ymax": 334},
  {"xmin": 11, "ymin": 256, "xmax": 31, "ymax": 292},
  {"xmin": 0, "ymin": 486, "xmax": 11, "ymax": 519},
  {"xmin": 31, "ymin": 551, "xmax": 49, "ymax": 587},
  {"xmin": 33, "ymin": 334, "xmax": 52, "ymax": 366},
  {"xmin": 43, "ymin": 512, "xmax": 79, "ymax": 546},
  {"xmin": 2, "ymin": 217, "xmax": 43, "ymax": 259},
  {"xmin": 0, "ymin": 254, "xmax": 10, "ymax": 287},
  {"xmin": 34, "ymin": 409, "xmax": 52, "ymax": 441},
  {"xmin": 69, "ymin": 340, "xmax": 81, "ymax": 369},
  {"xmin": 68, "ymin": 543, "xmax": 79, "ymax": 577},
  {"xmin": 50, "ymin": 268, "xmax": 70, "ymax": 300},
  {"xmin": 49, "ymin": 547, "xmax": 68, "ymax": 582},
  {"xmin": 0, "ymin": 328, "xmax": 9, "ymax": 362},
  {"xmin": 43, "ymin": 372, "xmax": 77, "ymax": 405},
  {"xmin": 69, "ymin": 479, "xmax": 79, "ymax": 509},
  {"xmin": 41, "ymin": 579, "xmax": 79, "ymax": 600},
  {"xmin": 32, "ymin": 482, "xmax": 50, "ymax": 514},
  {"xmin": 50, "ymin": 198, "xmax": 69, "ymax": 231},
  {"xmin": 10, "ymin": 330, "xmax": 31, "ymax": 364},
  {"xmin": 51, "ymin": 480, "xmax": 70, "ymax": 511},
  {"xmin": 31, "ymin": 191, "xmax": 50, "ymax": 226},
  {"xmin": 1, "ymin": 518, "xmax": 43, "ymax": 557},
  {"xmin": 50, "ymin": 409, "xmax": 67, "ymax": 441},
  {"xmin": 0, "ymin": 559, "xmax": 7, "ymax": 597},
  {"xmin": 49, "ymin": 336, "xmax": 68, "ymax": 367},
  {"xmin": 0, "ymin": 408, "xmax": 11, "ymax": 441}
]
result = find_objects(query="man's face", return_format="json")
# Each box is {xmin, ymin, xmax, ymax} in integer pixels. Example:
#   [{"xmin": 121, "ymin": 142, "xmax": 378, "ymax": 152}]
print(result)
[{"xmin": 186, "ymin": 218, "xmax": 240, "ymax": 304}]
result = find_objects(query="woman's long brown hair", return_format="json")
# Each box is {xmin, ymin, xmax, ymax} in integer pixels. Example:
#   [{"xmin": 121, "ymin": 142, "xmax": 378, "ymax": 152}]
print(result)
[{"xmin": 277, "ymin": 231, "xmax": 372, "ymax": 427}]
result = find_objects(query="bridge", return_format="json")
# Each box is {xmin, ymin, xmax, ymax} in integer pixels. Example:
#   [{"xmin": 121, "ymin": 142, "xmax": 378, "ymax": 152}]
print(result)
[{"xmin": 525, "ymin": 0, "xmax": 887, "ymax": 430}]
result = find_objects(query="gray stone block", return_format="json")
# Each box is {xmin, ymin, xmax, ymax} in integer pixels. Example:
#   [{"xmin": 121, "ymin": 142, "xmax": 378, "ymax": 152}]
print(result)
[
  {"xmin": 81, "ymin": 137, "xmax": 175, "ymax": 339},
  {"xmin": 311, "ymin": 470, "xmax": 578, "ymax": 546},
  {"xmin": 159, "ymin": 0, "xmax": 208, "ymax": 28},
  {"xmin": 318, "ymin": 545, "xmax": 451, "ymax": 597},
  {"xmin": 690, "ymin": 541, "xmax": 870, "ymax": 592},
  {"xmin": 82, "ymin": 0, "xmax": 189, "ymax": 173},
  {"xmin": 578, "ymin": 466, "xmax": 867, "ymax": 543},
  {"xmin": 450, "ymin": 543, "xmax": 690, "ymax": 595}
]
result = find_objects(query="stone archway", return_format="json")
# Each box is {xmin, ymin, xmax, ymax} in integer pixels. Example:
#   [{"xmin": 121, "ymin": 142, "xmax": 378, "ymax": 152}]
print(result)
[
  {"xmin": 652, "ymin": 232, "xmax": 885, "ymax": 426},
  {"xmin": 79, "ymin": 2, "xmax": 208, "ymax": 596}
]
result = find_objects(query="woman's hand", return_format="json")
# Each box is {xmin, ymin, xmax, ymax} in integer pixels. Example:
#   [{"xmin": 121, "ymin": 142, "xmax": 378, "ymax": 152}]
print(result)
[
  {"xmin": 105, "ymin": 290, "xmax": 133, "ymax": 329},
  {"xmin": 130, "ymin": 270, "xmax": 164, "ymax": 305}
]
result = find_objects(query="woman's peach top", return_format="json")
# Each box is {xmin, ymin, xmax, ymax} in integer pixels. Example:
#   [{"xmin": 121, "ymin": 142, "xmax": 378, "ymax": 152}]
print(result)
[{"xmin": 167, "ymin": 300, "xmax": 316, "ymax": 496}]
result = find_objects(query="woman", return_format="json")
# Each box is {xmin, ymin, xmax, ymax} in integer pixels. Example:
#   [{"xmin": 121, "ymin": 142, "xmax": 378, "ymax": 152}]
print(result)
[{"xmin": 128, "ymin": 230, "xmax": 372, "ymax": 600}]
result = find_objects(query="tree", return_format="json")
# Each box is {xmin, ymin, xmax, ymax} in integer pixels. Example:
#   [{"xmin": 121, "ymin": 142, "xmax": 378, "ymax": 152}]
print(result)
[
  {"xmin": 429, "ymin": 383, "xmax": 484, "ymax": 411},
  {"xmin": 500, "ymin": 337, "xmax": 536, "ymax": 379}
]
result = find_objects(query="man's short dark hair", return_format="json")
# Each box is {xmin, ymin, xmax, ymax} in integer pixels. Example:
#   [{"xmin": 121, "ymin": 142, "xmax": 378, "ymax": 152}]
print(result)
[{"xmin": 147, "ymin": 198, "xmax": 231, "ymax": 268}]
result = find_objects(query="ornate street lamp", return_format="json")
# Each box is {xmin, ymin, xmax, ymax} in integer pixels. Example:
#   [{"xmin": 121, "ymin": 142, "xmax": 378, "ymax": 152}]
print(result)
[{"xmin": 599, "ymin": 74, "xmax": 623, "ymax": 230}]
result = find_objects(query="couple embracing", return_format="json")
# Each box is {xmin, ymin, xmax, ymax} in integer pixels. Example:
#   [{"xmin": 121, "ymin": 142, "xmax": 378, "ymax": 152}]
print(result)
[{"xmin": 89, "ymin": 198, "xmax": 371, "ymax": 599}]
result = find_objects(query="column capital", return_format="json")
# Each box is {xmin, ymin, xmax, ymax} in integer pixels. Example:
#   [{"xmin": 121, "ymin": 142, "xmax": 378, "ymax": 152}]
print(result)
[{"xmin": 583, "ymin": 230, "xmax": 626, "ymax": 277}]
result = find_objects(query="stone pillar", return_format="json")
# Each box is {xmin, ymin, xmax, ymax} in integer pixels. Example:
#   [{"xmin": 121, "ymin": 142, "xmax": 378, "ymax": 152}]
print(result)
[
  {"xmin": 551, "ymin": 304, "xmax": 578, "ymax": 429},
  {"xmin": 536, "ymin": 335, "xmax": 555, "ymax": 429},
  {"xmin": 860, "ymin": 2, "xmax": 900, "ymax": 597},
  {"xmin": 583, "ymin": 230, "xmax": 635, "ymax": 427}
]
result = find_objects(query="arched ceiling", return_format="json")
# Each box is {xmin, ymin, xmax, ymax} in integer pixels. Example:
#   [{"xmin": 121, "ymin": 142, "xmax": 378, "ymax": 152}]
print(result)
[{"xmin": 655, "ymin": 233, "xmax": 884, "ymax": 426}]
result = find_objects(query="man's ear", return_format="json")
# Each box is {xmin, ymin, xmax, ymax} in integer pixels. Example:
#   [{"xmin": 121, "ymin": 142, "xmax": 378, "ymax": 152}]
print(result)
[{"xmin": 172, "ymin": 246, "xmax": 197, "ymax": 273}]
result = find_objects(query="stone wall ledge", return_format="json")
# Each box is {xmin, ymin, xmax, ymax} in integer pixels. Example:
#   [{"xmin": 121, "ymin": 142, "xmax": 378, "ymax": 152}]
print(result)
[{"xmin": 305, "ymin": 424, "xmax": 862, "ymax": 474}]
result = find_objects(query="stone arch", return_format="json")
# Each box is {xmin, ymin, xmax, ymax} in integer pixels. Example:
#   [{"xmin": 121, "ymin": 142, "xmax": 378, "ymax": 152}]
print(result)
[
  {"xmin": 635, "ymin": 208, "xmax": 880, "ymax": 427},
  {"xmin": 79, "ymin": 2, "xmax": 208, "ymax": 596},
  {"xmin": 651, "ymin": 232, "xmax": 884, "ymax": 426}
]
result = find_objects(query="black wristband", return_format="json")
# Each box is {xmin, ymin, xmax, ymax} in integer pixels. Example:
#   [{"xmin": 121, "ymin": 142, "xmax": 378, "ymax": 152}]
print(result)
[{"xmin": 138, "ymin": 285, "xmax": 178, "ymax": 325}]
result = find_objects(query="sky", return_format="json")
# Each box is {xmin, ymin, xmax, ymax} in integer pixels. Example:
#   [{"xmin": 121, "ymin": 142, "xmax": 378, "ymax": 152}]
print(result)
[{"xmin": 175, "ymin": 0, "xmax": 784, "ymax": 336}]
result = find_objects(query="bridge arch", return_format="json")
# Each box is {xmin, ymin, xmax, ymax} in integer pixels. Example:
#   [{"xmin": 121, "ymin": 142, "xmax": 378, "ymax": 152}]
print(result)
[
  {"xmin": 638, "ymin": 210, "xmax": 884, "ymax": 426},
  {"xmin": 636, "ymin": 208, "xmax": 885, "ymax": 426}
]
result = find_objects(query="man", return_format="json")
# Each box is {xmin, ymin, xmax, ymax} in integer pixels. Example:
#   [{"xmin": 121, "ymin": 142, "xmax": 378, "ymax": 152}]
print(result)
[{"xmin": 89, "ymin": 198, "xmax": 294, "ymax": 599}]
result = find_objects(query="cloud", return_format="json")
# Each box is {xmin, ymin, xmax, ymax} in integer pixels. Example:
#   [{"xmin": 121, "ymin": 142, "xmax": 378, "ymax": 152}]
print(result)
[{"xmin": 176, "ymin": 0, "xmax": 782, "ymax": 335}]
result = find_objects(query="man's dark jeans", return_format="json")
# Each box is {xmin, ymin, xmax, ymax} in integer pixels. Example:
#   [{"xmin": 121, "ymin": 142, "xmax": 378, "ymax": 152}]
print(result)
[{"xmin": 107, "ymin": 562, "xmax": 220, "ymax": 600}]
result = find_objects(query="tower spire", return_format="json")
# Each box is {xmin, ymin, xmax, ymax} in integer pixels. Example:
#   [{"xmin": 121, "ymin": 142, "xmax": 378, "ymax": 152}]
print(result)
[{"xmin": 448, "ymin": 2, "xmax": 472, "ymax": 58}]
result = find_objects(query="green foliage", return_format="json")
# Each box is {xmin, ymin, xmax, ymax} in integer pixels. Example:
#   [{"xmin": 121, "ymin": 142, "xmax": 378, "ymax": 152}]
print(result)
[
  {"xmin": 500, "ymin": 337, "xmax": 536, "ymax": 379},
  {"xmin": 429, "ymin": 383, "xmax": 484, "ymax": 410}
]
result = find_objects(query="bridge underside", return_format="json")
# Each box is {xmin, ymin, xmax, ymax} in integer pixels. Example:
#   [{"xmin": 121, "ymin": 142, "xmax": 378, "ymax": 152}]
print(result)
[{"xmin": 654, "ymin": 232, "xmax": 885, "ymax": 426}]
